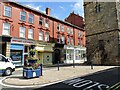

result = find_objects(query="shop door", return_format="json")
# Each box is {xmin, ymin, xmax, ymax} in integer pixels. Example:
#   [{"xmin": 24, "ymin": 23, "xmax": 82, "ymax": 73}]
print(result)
[{"xmin": 54, "ymin": 49, "xmax": 61, "ymax": 64}]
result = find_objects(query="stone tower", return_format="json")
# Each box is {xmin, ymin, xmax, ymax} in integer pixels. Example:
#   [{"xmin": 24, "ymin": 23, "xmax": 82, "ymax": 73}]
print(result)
[{"xmin": 84, "ymin": 2, "xmax": 120, "ymax": 65}]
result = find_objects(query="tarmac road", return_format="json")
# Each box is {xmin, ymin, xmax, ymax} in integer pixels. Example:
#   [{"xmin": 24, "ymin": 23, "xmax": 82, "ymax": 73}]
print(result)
[{"xmin": 36, "ymin": 67, "xmax": 120, "ymax": 90}]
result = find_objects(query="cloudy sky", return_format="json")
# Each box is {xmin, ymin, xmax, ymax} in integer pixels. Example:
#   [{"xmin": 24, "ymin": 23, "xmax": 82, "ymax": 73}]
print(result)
[{"xmin": 20, "ymin": 0, "xmax": 84, "ymax": 20}]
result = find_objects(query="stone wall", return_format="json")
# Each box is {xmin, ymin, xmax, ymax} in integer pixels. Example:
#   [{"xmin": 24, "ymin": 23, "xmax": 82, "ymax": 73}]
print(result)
[
  {"xmin": 84, "ymin": 2, "xmax": 120, "ymax": 65},
  {"xmin": 84, "ymin": 2, "xmax": 118, "ymax": 36}
]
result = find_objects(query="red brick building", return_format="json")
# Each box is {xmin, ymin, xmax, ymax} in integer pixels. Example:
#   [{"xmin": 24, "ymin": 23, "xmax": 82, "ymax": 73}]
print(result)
[
  {"xmin": 0, "ymin": 1, "xmax": 86, "ymax": 66},
  {"xmin": 65, "ymin": 11, "xmax": 85, "ymax": 28}
]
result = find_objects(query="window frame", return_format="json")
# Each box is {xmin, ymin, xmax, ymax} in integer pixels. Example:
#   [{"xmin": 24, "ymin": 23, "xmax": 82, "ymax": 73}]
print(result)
[
  {"xmin": 4, "ymin": 6, "xmax": 12, "ymax": 17},
  {"xmin": 67, "ymin": 36, "xmax": 70, "ymax": 45},
  {"xmin": 28, "ymin": 28, "xmax": 34, "ymax": 39},
  {"xmin": 20, "ymin": 11, "xmax": 26, "ymax": 21},
  {"xmin": 39, "ymin": 31, "xmax": 44, "ymax": 41},
  {"xmin": 28, "ymin": 13, "xmax": 34, "ymax": 24},
  {"xmin": 67, "ymin": 28, "xmax": 70, "ymax": 34},
  {"xmin": 57, "ymin": 34, "xmax": 61, "ymax": 43},
  {"xmin": 45, "ymin": 19, "xmax": 49, "ymax": 28},
  {"xmin": 39, "ymin": 17, "xmax": 44, "ymax": 26},
  {"xmin": 95, "ymin": 4, "xmax": 101, "ymax": 13},
  {"xmin": 61, "ymin": 35, "xmax": 65, "ymax": 44},
  {"xmin": 2, "ymin": 22, "xmax": 10, "ymax": 36},
  {"xmin": 45, "ymin": 32, "xmax": 49, "ymax": 41},
  {"xmin": 20, "ymin": 26, "xmax": 26, "ymax": 38},
  {"xmin": 61, "ymin": 25, "xmax": 64, "ymax": 32},
  {"xmin": 57, "ymin": 23, "xmax": 60, "ymax": 31}
]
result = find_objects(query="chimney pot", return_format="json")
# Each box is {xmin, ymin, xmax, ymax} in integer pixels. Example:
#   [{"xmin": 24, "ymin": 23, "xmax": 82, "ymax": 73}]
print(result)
[{"xmin": 46, "ymin": 7, "xmax": 51, "ymax": 16}]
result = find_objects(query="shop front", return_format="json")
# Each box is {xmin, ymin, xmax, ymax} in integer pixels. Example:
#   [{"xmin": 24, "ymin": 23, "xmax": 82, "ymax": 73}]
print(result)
[
  {"xmin": 10, "ymin": 38, "xmax": 34, "ymax": 66},
  {"xmin": 35, "ymin": 42, "xmax": 55, "ymax": 65},
  {"xmin": 0, "ymin": 36, "xmax": 11, "ymax": 57},
  {"xmin": 64, "ymin": 45, "xmax": 86, "ymax": 64}
]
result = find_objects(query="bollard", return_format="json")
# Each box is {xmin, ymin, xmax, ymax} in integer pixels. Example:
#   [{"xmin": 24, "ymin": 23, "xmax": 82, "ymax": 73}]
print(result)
[
  {"xmin": 91, "ymin": 60, "xmax": 93, "ymax": 69},
  {"xmin": 41, "ymin": 64, "xmax": 43, "ymax": 76},
  {"xmin": 73, "ymin": 60, "xmax": 75, "ymax": 68},
  {"xmin": 58, "ymin": 61, "xmax": 59, "ymax": 71}
]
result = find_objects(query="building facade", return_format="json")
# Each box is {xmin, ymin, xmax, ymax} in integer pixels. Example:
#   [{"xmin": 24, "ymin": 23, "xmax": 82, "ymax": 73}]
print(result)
[
  {"xmin": 0, "ymin": 1, "xmax": 86, "ymax": 66},
  {"xmin": 84, "ymin": 2, "xmax": 120, "ymax": 65},
  {"xmin": 65, "ymin": 11, "xmax": 85, "ymax": 28}
]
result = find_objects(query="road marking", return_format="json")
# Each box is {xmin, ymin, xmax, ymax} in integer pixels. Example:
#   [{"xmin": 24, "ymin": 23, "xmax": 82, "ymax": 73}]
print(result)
[
  {"xmin": 109, "ymin": 82, "xmax": 120, "ymax": 90},
  {"xmin": 63, "ymin": 78, "xmax": 110, "ymax": 90}
]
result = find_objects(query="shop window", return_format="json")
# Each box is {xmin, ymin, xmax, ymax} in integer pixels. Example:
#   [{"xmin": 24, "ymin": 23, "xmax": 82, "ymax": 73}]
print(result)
[
  {"xmin": 20, "ymin": 11, "xmax": 26, "ymax": 21},
  {"xmin": 4, "ymin": 6, "xmax": 12, "ymax": 17},
  {"xmin": 10, "ymin": 50, "xmax": 22, "ymax": 63},
  {"xmin": 39, "ymin": 18, "xmax": 44, "ymax": 26},
  {"xmin": 28, "ymin": 13, "xmax": 34, "ymax": 24},
  {"xmin": 2, "ymin": 22, "xmax": 10, "ymax": 36},
  {"xmin": 75, "ymin": 50, "xmax": 81, "ymax": 60},
  {"xmin": 45, "ymin": 32, "xmax": 49, "ymax": 41},
  {"xmin": 20, "ymin": 26, "xmax": 26, "ymax": 38},
  {"xmin": 28, "ymin": 28, "xmax": 33, "ymax": 39},
  {"xmin": 66, "ymin": 50, "xmax": 74, "ymax": 60},
  {"xmin": 39, "ymin": 31, "xmax": 43, "ymax": 41}
]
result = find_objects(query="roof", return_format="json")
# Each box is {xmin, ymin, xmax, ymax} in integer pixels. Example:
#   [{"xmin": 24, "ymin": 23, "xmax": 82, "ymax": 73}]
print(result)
[{"xmin": 7, "ymin": 1, "xmax": 85, "ymax": 31}]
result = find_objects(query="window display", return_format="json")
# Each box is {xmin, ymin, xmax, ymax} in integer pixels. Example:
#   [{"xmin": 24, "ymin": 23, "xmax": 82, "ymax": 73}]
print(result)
[{"xmin": 10, "ymin": 50, "xmax": 22, "ymax": 65}]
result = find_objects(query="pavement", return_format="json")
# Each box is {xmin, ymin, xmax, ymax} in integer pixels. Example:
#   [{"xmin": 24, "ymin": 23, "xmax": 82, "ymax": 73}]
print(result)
[{"xmin": 1, "ymin": 66, "xmax": 118, "ymax": 88}]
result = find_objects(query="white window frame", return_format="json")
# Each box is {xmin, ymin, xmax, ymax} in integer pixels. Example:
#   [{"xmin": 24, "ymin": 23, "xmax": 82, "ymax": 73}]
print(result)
[
  {"xmin": 78, "ymin": 39, "xmax": 81, "ymax": 45},
  {"xmin": 71, "ymin": 38, "xmax": 74, "ymax": 45},
  {"xmin": 57, "ymin": 23, "xmax": 60, "ymax": 31},
  {"xmin": 29, "ymin": 13, "xmax": 34, "ymax": 23},
  {"xmin": 61, "ymin": 25, "xmax": 64, "ymax": 32},
  {"xmin": 28, "ymin": 28, "xmax": 33, "ymax": 39},
  {"xmin": 2, "ymin": 22, "xmax": 10, "ymax": 36},
  {"xmin": 4, "ymin": 6, "xmax": 12, "ymax": 17},
  {"xmin": 68, "ymin": 37, "xmax": 70, "ymax": 45},
  {"xmin": 67, "ymin": 28, "xmax": 70, "ymax": 34},
  {"xmin": 62, "ymin": 35, "xmax": 65, "ymax": 44},
  {"xmin": 45, "ymin": 19, "xmax": 49, "ymax": 28},
  {"xmin": 78, "ymin": 31, "xmax": 81, "ymax": 36},
  {"xmin": 57, "ymin": 34, "xmax": 60, "ymax": 43},
  {"xmin": 20, "ymin": 11, "xmax": 26, "ymax": 21},
  {"xmin": 70, "ymin": 28, "xmax": 73, "ymax": 34},
  {"xmin": 39, "ymin": 31, "xmax": 43, "ymax": 41},
  {"xmin": 45, "ymin": 32, "xmax": 49, "ymax": 41},
  {"xmin": 20, "ymin": 26, "xmax": 26, "ymax": 38},
  {"xmin": 39, "ymin": 18, "xmax": 44, "ymax": 26}
]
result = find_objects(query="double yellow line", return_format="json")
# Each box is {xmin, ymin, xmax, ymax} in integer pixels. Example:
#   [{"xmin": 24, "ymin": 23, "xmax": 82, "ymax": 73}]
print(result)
[{"xmin": 108, "ymin": 82, "xmax": 120, "ymax": 90}]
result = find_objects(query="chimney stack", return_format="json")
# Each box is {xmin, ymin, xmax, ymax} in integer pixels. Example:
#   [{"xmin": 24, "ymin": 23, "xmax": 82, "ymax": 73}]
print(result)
[{"xmin": 46, "ymin": 7, "xmax": 51, "ymax": 16}]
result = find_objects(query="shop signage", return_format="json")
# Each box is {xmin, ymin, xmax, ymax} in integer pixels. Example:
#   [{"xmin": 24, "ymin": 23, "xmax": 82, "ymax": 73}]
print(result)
[{"xmin": 11, "ymin": 38, "xmax": 34, "ymax": 45}]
